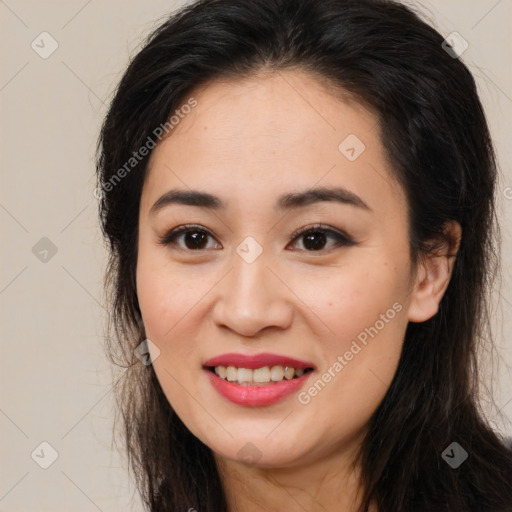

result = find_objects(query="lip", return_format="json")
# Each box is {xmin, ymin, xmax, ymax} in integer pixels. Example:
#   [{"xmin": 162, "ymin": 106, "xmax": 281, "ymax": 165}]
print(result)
[
  {"xmin": 205, "ymin": 369, "xmax": 313, "ymax": 407},
  {"xmin": 203, "ymin": 352, "xmax": 315, "ymax": 370},
  {"xmin": 202, "ymin": 352, "xmax": 315, "ymax": 407}
]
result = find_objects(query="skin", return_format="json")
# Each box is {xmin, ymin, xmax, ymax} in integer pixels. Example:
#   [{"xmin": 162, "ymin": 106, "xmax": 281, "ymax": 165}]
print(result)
[{"xmin": 136, "ymin": 69, "xmax": 461, "ymax": 512}]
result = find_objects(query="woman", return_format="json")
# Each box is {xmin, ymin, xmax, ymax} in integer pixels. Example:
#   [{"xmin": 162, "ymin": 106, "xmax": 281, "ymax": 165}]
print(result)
[{"xmin": 95, "ymin": 0, "xmax": 512, "ymax": 510}]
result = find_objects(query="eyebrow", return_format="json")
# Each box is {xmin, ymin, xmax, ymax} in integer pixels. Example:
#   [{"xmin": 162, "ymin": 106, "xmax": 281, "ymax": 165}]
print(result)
[{"xmin": 149, "ymin": 186, "xmax": 371, "ymax": 216}]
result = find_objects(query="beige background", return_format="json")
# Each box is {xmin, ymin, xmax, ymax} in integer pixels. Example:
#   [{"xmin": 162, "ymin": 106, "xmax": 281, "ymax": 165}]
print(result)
[{"xmin": 1, "ymin": 1, "xmax": 511, "ymax": 510}]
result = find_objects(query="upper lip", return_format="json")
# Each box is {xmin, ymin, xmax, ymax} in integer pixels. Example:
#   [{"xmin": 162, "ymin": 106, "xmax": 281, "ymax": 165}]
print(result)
[{"xmin": 203, "ymin": 352, "xmax": 315, "ymax": 370}]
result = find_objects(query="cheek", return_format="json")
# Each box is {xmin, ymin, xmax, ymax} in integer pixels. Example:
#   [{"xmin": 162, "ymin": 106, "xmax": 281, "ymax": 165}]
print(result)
[
  {"xmin": 136, "ymin": 241, "xmax": 188, "ymax": 339},
  {"xmin": 295, "ymin": 260, "xmax": 408, "ymax": 342},
  {"xmin": 137, "ymin": 266, "xmax": 197, "ymax": 340},
  {"xmin": 297, "ymin": 266, "xmax": 408, "ymax": 436},
  {"xmin": 296, "ymin": 257, "xmax": 410, "ymax": 406}
]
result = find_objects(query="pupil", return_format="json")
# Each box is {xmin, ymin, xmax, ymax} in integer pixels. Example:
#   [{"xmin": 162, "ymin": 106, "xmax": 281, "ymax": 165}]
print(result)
[
  {"xmin": 304, "ymin": 231, "xmax": 326, "ymax": 250},
  {"xmin": 185, "ymin": 231, "xmax": 207, "ymax": 250},
  {"xmin": 183, "ymin": 230, "xmax": 327, "ymax": 251}
]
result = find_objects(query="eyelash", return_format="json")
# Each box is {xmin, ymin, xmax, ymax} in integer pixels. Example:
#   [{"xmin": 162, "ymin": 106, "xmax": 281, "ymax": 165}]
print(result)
[{"xmin": 157, "ymin": 223, "xmax": 356, "ymax": 253}]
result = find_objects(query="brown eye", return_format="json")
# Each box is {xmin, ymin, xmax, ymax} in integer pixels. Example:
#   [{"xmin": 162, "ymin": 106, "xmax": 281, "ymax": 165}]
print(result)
[
  {"xmin": 158, "ymin": 225, "xmax": 221, "ymax": 251},
  {"xmin": 180, "ymin": 230, "xmax": 209, "ymax": 250},
  {"xmin": 288, "ymin": 224, "xmax": 355, "ymax": 252},
  {"xmin": 158, "ymin": 223, "xmax": 355, "ymax": 253}
]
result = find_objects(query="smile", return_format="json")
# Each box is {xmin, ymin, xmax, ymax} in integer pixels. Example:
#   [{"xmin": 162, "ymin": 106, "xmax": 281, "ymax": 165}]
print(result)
[
  {"xmin": 210, "ymin": 365, "xmax": 313, "ymax": 386},
  {"xmin": 202, "ymin": 352, "xmax": 316, "ymax": 407}
]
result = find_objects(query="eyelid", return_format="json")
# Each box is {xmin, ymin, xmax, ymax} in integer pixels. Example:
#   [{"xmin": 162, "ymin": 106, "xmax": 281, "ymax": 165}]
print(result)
[
  {"xmin": 157, "ymin": 223, "xmax": 218, "ymax": 248},
  {"xmin": 288, "ymin": 223, "xmax": 355, "ymax": 247},
  {"xmin": 158, "ymin": 222, "xmax": 356, "ymax": 251}
]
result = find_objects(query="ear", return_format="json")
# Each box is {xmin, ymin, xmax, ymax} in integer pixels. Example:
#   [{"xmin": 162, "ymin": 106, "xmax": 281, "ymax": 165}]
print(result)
[{"xmin": 407, "ymin": 220, "xmax": 462, "ymax": 323}]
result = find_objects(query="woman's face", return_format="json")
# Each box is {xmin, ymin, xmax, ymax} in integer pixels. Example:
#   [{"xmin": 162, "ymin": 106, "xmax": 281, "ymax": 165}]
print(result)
[{"xmin": 136, "ymin": 70, "xmax": 421, "ymax": 468}]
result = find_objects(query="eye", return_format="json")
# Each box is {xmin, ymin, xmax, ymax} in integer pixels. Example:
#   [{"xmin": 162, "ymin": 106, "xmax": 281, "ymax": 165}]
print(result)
[
  {"xmin": 158, "ymin": 223, "xmax": 356, "ymax": 253},
  {"xmin": 158, "ymin": 224, "xmax": 221, "ymax": 251},
  {"xmin": 287, "ymin": 223, "xmax": 356, "ymax": 252}
]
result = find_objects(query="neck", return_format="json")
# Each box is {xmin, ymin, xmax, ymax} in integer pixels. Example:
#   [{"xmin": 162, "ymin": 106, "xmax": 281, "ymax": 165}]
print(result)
[{"xmin": 215, "ymin": 440, "xmax": 372, "ymax": 512}]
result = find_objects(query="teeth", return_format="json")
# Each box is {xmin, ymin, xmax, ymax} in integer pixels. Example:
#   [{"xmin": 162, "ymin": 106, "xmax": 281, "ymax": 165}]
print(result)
[
  {"xmin": 213, "ymin": 365, "xmax": 309, "ymax": 385},
  {"xmin": 270, "ymin": 365, "xmax": 284, "ymax": 381},
  {"xmin": 216, "ymin": 366, "xmax": 227, "ymax": 379},
  {"xmin": 253, "ymin": 366, "xmax": 271, "ymax": 383},
  {"xmin": 284, "ymin": 366, "xmax": 295, "ymax": 380},
  {"xmin": 226, "ymin": 366, "xmax": 237, "ymax": 382},
  {"xmin": 237, "ymin": 367, "xmax": 252, "ymax": 384}
]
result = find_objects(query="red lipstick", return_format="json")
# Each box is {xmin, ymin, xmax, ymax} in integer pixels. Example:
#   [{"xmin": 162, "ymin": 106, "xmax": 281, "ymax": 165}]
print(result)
[
  {"xmin": 203, "ymin": 352, "xmax": 314, "ymax": 370},
  {"xmin": 203, "ymin": 352, "xmax": 315, "ymax": 407}
]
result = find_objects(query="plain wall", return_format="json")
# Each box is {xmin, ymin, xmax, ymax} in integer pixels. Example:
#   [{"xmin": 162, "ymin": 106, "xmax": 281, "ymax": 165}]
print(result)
[{"xmin": 1, "ymin": 1, "xmax": 511, "ymax": 510}]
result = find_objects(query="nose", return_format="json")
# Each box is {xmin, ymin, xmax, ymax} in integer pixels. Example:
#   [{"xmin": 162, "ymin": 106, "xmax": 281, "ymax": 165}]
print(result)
[{"xmin": 211, "ymin": 251, "xmax": 293, "ymax": 338}]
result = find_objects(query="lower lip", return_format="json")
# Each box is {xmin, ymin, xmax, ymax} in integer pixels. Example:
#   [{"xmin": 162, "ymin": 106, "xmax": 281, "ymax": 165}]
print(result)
[{"xmin": 205, "ymin": 369, "xmax": 312, "ymax": 407}]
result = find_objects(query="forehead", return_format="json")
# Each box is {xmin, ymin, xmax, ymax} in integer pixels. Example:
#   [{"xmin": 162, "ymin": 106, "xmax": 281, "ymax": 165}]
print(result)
[
  {"xmin": 142, "ymin": 70, "xmax": 406, "ymax": 217},
  {"xmin": 156, "ymin": 70, "xmax": 378, "ymax": 159}
]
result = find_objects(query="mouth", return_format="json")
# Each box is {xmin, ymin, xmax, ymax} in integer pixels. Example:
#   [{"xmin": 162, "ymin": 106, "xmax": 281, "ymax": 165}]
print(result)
[
  {"xmin": 205, "ymin": 365, "xmax": 314, "ymax": 386},
  {"xmin": 202, "ymin": 353, "xmax": 316, "ymax": 407}
]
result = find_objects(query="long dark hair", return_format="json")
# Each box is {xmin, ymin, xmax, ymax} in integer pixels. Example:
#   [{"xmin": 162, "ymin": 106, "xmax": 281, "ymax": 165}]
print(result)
[{"xmin": 95, "ymin": 0, "xmax": 512, "ymax": 510}]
